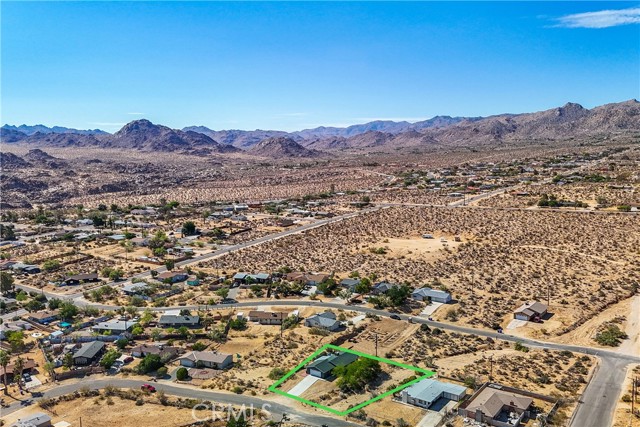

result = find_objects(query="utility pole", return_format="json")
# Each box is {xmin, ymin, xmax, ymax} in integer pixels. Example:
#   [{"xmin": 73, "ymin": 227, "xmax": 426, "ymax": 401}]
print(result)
[
  {"xmin": 489, "ymin": 355, "xmax": 494, "ymax": 381},
  {"xmin": 374, "ymin": 332, "xmax": 378, "ymax": 357},
  {"xmin": 547, "ymin": 282, "xmax": 550, "ymax": 307}
]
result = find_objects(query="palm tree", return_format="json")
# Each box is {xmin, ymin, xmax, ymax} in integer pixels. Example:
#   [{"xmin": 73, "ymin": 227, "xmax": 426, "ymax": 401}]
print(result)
[
  {"xmin": 13, "ymin": 357, "xmax": 24, "ymax": 390},
  {"xmin": 0, "ymin": 350, "xmax": 10, "ymax": 395}
]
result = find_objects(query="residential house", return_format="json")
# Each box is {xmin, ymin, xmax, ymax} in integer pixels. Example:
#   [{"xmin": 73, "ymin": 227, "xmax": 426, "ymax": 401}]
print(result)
[
  {"xmin": 248, "ymin": 311, "xmax": 286, "ymax": 325},
  {"xmin": 284, "ymin": 272, "xmax": 330, "ymax": 286},
  {"xmin": 158, "ymin": 314, "xmax": 200, "ymax": 328},
  {"xmin": 304, "ymin": 311, "xmax": 342, "ymax": 332},
  {"xmin": 372, "ymin": 282, "xmax": 398, "ymax": 295},
  {"xmin": 411, "ymin": 287, "xmax": 452, "ymax": 304},
  {"xmin": 10, "ymin": 413, "xmax": 52, "ymax": 427},
  {"xmin": 458, "ymin": 385, "xmax": 533, "ymax": 427},
  {"xmin": 233, "ymin": 272, "xmax": 271, "ymax": 285},
  {"xmin": 131, "ymin": 344, "xmax": 179, "ymax": 360},
  {"xmin": 0, "ymin": 359, "xmax": 37, "ymax": 382},
  {"xmin": 72, "ymin": 341, "xmax": 106, "ymax": 365},
  {"xmin": 157, "ymin": 271, "xmax": 188, "ymax": 283},
  {"xmin": 178, "ymin": 351, "xmax": 233, "ymax": 370},
  {"xmin": 0, "ymin": 260, "xmax": 17, "ymax": 270},
  {"xmin": 0, "ymin": 320, "xmax": 32, "ymax": 339},
  {"xmin": 122, "ymin": 282, "xmax": 152, "ymax": 296},
  {"xmin": 11, "ymin": 263, "xmax": 40, "ymax": 274},
  {"xmin": 60, "ymin": 273, "xmax": 99, "ymax": 286},
  {"xmin": 92, "ymin": 320, "xmax": 134, "ymax": 335},
  {"xmin": 400, "ymin": 379, "xmax": 467, "ymax": 409},
  {"xmin": 340, "ymin": 278, "xmax": 360, "ymax": 292},
  {"xmin": 1, "ymin": 296, "xmax": 18, "ymax": 311},
  {"xmin": 306, "ymin": 352, "xmax": 358, "ymax": 379},
  {"xmin": 130, "ymin": 237, "xmax": 150, "ymax": 247},
  {"xmin": 514, "ymin": 301, "xmax": 548, "ymax": 322},
  {"xmin": 27, "ymin": 310, "xmax": 60, "ymax": 325}
]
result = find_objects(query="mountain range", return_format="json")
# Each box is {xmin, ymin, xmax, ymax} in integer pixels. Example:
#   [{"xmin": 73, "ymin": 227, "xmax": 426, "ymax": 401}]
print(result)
[{"xmin": 3, "ymin": 100, "xmax": 639, "ymax": 157}]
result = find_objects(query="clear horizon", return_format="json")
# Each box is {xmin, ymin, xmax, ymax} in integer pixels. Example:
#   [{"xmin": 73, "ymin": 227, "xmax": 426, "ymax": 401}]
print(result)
[{"xmin": 2, "ymin": 1, "xmax": 639, "ymax": 132}]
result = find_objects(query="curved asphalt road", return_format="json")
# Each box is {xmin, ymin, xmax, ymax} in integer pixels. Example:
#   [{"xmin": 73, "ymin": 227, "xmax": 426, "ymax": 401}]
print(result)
[{"xmin": 2, "ymin": 378, "xmax": 361, "ymax": 427}]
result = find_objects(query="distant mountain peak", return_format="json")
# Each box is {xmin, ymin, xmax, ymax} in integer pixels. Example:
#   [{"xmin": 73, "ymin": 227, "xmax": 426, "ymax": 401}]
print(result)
[{"xmin": 250, "ymin": 136, "xmax": 321, "ymax": 158}]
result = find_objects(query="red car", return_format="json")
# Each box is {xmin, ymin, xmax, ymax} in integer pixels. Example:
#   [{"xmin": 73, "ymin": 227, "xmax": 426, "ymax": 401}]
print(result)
[{"xmin": 141, "ymin": 384, "xmax": 156, "ymax": 392}]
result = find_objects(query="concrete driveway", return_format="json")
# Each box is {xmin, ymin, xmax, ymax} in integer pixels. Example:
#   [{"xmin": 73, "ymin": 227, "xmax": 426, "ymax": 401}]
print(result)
[{"xmin": 287, "ymin": 375, "xmax": 321, "ymax": 397}]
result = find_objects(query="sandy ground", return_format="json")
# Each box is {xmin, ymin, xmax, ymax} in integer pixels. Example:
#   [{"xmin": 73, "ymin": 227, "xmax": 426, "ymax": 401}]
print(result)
[
  {"xmin": 618, "ymin": 296, "xmax": 640, "ymax": 357},
  {"xmin": 349, "ymin": 319, "xmax": 421, "ymax": 357},
  {"xmin": 364, "ymin": 235, "xmax": 463, "ymax": 261},
  {"xmin": 0, "ymin": 396, "xmax": 204, "ymax": 427}
]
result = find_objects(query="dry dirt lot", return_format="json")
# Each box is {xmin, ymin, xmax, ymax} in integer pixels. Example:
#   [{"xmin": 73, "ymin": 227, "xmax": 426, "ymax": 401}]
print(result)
[{"xmin": 204, "ymin": 206, "xmax": 640, "ymax": 336}]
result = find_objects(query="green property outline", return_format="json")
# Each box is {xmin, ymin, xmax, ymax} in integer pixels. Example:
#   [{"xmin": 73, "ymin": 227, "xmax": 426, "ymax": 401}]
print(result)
[{"xmin": 268, "ymin": 343, "xmax": 435, "ymax": 416}]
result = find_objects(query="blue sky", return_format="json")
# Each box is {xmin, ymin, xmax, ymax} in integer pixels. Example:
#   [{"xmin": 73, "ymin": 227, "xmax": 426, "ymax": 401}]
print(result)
[{"xmin": 2, "ymin": 1, "xmax": 639, "ymax": 132}]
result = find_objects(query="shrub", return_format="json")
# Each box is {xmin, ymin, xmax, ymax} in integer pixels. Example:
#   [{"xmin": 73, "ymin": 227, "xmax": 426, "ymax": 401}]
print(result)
[
  {"xmin": 594, "ymin": 323, "xmax": 628, "ymax": 346},
  {"xmin": 268, "ymin": 367, "xmax": 287, "ymax": 380},
  {"xmin": 176, "ymin": 367, "xmax": 189, "ymax": 381}
]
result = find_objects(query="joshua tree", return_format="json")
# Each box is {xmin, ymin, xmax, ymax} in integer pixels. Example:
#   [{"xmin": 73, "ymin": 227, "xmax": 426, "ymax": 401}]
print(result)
[{"xmin": 0, "ymin": 350, "xmax": 10, "ymax": 394}]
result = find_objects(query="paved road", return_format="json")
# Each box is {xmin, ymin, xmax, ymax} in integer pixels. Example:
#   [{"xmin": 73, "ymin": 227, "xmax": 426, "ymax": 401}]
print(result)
[
  {"xmin": 570, "ymin": 357, "xmax": 630, "ymax": 427},
  {"xmin": 2, "ymin": 378, "xmax": 361, "ymax": 427}
]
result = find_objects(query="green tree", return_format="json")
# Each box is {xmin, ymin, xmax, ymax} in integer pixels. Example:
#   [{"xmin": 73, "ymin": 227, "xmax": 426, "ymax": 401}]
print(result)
[
  {"xmin": 164, "ymin": 259, "xmax": 175, "ymax": 271},
  {"xmin": 216, "ymin": 288, "xmax": 229, "ymax": 300},
  {"xmin": 0, "ymin": 272, "xmax": 15, "ymax": 295},
  {"xmin": 63, "ymin": 352, "xmax": 74, "ymax": 368},
  {"xmin": 176, "ymin": 367, "xmax": 189, "ymax": 381},
  {"xmin": 333, "ymin": 357, "xmax": 381, "ymax": 392},
  {"xmin": 227, "ymin": 414, "xmax": 249, "ymax": 427},
  {"xmin": 42, "ymin": 259, "xmax": 60, "ymax": 272},
  {"xmin": 387, "ymin": 284, "xmax": 411, "ymax": 307},
  {"xmin": 100, "ymin": 349, "xmax": 122, "ymax": 369},
  {"xmin": 0, "ymin": 224, "xmax": 16, "ymax": 241},
  {"xmin": 136, "ymin": 354, "xmax": 164, "ymax": 374},
  {"xmin": 6, "ymin": 331, "xmax": 25, "ymax": 352},
  {"xmin": 182, "ymin": 221, "xmax": 197, "ymax": 236},
  {"xmin": 59, "ymin": 301, "xmax": 79, "ymax": 320}
]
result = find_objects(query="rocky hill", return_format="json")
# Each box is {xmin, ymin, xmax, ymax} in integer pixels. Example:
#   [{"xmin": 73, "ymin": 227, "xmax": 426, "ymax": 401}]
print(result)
[
  {"xmin": 249, "ymin": 136, "xmax": 323, "ymax": 158},
  {"xmin": 106, "ymin": 120, "xmax": 238, "ymax": 152},
  {"xmin": 183, "ymin": 126, "xmax": 293, "ymax": 149},
  {"xmin": 0, "ymin": 152, "xmax": 31, "ymax": 170}
]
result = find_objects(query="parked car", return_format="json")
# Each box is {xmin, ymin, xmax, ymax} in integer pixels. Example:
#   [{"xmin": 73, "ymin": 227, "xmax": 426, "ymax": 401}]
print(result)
[
  {"xmin": 141, "ymin": 384, "xmax": 156, "ymax": 392},
  {"xmin": 22, "ymin": 373, "xmax": 31, "ymax": 382},
  {"xmin": 389, "ymin": 314, "xmax": 401, "ymax": 320},
  {"xmin": 124, "ymin": 356, "xmax": 134, "ymax": 363}
]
